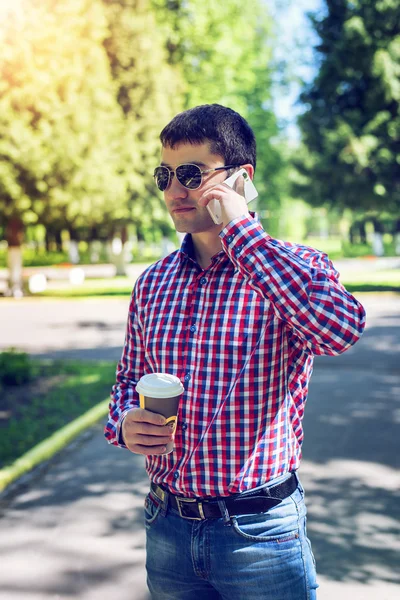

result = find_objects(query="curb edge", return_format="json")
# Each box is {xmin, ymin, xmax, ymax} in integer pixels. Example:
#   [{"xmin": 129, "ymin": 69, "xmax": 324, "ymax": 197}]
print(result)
[{"xmin": 0, "ymin": 398, "xmax": 109, "ymax": 493}]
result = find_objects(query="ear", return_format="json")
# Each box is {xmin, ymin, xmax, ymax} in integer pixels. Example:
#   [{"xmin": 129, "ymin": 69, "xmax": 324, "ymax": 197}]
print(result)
[{"xmin": 241, "ymin": 164, "xmax": 255, "ymax": 180}]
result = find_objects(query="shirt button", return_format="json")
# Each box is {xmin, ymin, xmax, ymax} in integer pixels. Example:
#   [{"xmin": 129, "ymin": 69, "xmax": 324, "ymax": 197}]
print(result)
[
  {"xmin": 200, "ymin": 277, "xmax": 207, "ymax": 285},
  {"xmin": 182, "ymin": 422, "xmax": 188, "ymax": 431},
  {"xmin": 184, "ymin": 373, "xmax": 191, "ymax": 382},
  {"xmin": 190, "ymin": 325, "xmax": 197, "ymax": 333},
  {"xmin": 173, "ymin": 471, "xmax": 179, "ymax": 479},
  {"xmin": 227, "ymin": 235, "xmax": 234, "ymax": 243}
]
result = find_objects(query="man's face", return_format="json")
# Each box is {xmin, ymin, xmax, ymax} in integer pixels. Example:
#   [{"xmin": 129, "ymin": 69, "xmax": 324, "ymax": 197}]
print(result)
[{"xmin": 160, "ymin": 142, "xmax": 228, "ymax": 234}]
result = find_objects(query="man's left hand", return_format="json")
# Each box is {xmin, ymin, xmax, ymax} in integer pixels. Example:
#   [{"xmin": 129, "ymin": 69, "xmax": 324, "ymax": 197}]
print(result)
[{"xmin": 198, "ymin": 177, "xmax": 249, "ymax": 228}]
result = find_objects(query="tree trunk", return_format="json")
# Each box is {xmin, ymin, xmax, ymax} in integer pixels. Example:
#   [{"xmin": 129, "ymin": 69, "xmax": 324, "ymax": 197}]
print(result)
[
  {"xmin": 110, "ymin": 226, "xmax": 128, "ymax": 276},
  {"xmin": 395, "ymin": 220, "xmax": 400, "ymax": 256},
  {"xmin": 349, "ymin": 224, "xmax": 355, "ymax": 244},
  {"xmin": 359, "ymin": 221, "xmax": 367, "ymax": 244},
  {"xmin": 5, "ymin": 216, "xmax": 24, "ymax": 297},
  {"xmin": 67, "ymin": 226, "xmax": 80, "ymax": 264},
  {"xmin": 371, "ymin": 219, "xmax": 384, "ymax": 256},
  {"xmin": 55, "ymin": 229, "xmax": 63, "ymax": 252}
]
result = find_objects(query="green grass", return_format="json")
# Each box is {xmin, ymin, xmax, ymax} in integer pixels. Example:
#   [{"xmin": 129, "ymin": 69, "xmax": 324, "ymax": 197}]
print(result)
[
  {"xmin": 31, "ymin": 265, "xmax": 400, "ymax": 298},
  {"xmin": 0, "ymin": 397, "xmax": 110, "ymax": 492},
  {"xmin": 0, "ymin": 359, "xmax": 115, "ymax": 469},
  {"xmin": 0, "ymin": 247, "xmax": 162, "ymax": 268},
  {"xmin": 340, "ymin": 270, "xmax": 400, "ymax": 292},
  {"xmin": 36, "ymin": 277, "xmax": 134, "ymax": 298},
  {"xmin": 302, "ymin": 237, "xmax": 397, "ymax": 260}
]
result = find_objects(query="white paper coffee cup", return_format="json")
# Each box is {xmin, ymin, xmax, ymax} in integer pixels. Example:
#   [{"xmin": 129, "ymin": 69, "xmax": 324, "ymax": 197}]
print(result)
[{"xmin": 136, "ymin": 373, "xmax": 184, "ymax": 453}]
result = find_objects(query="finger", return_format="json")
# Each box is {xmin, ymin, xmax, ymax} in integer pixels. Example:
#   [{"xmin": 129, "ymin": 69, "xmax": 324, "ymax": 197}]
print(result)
[
  {"xmin": 127, "ymin": 408, "xmax": 166, "ymax": 426},
  {"xmin": 129, "ymin": 433, "xmax": 173, "ymax": 446},
  {"xmin": 132, "ymin": 422, "xmax": 175, "ymax": 436},
  {"xmin": 198, "ymin": 189, "xmax": 224, "ymax": 207},
  {"xmin": 128, "ymin": 443, "xmax": 169, "ymax": 456}
]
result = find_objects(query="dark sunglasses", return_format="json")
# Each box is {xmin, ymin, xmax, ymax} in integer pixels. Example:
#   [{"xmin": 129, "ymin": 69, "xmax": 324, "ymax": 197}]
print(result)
[{"xmin": 153, "ymin": 163, "xmax": 241, "ymax": 192}]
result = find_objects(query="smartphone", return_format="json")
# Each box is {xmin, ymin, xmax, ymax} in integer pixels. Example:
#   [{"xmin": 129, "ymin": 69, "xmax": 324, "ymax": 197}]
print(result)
[{"xmin": 207, "ymin": 168, "xmax": 258, "ymax": 225}]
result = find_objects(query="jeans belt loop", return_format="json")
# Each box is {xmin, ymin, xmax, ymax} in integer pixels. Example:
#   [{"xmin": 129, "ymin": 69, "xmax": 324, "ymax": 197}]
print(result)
[
  {"xmin": 156, "ymin": 485, "xmax": 168, "ymax": 517},
  {"xmin": 217, "ymin": 499, "xmax": 231, "ymax": 525}
]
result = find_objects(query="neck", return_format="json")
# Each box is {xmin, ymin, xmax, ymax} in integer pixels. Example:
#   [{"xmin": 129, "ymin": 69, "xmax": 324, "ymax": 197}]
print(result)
[{"xmin": 191, "ymin": 230, "xmax": 223, "ymax": 269}]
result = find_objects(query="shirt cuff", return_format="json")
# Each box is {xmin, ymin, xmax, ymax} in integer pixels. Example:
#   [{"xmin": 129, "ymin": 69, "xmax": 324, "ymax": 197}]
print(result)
[
  {"xmin": 219, "ymin": 213, "xmax": 270, "ymax": 251},
  {"xmin": 116, "ymin": 409, "xmax": 132, "ymax": 448}
]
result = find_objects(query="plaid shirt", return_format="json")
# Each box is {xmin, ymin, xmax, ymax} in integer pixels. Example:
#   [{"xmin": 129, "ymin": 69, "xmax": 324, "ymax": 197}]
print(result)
[{"xmin": 105, "ymin": 214, "xmax": 366, "ymax": 497}]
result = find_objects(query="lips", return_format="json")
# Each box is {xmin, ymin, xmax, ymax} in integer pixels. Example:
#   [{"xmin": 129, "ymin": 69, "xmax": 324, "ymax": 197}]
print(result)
[{"xmin": 173, "ymin": 207, "xmax": 196, "ymax": 213}]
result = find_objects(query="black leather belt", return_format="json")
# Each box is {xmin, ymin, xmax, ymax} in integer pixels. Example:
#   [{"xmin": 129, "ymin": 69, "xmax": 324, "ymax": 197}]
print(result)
[{"xmin": 150, "ymin": 472, "xmax": 298, "ymax": 521}]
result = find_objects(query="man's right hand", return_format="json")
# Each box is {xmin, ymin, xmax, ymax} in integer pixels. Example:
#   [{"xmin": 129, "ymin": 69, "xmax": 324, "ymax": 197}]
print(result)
[{"xmin": 121, "ymin": 408, "xmax": 174, "ymax": 455}]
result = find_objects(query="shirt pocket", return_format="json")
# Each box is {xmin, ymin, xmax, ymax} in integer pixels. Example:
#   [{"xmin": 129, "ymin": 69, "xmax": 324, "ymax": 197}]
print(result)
[{"xmin": 217, "ymin": 294, "xmax": 272, "ymax": 350}]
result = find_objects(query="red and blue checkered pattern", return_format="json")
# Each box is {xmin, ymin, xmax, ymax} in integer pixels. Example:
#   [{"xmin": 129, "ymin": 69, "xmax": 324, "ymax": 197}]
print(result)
[{"xmin": 105, "ymin": 214, "xmax": 366, "ymax": 498}]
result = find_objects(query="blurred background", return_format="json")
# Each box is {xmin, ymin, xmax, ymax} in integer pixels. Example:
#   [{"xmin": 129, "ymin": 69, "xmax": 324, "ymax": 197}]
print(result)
[
  {"xmin": 0, "ymin": 1, "xmax": 399, "ymax": 599},
  {"xmin": 0, "ymin": 0, "xmax": 399, "ymax": 298}
]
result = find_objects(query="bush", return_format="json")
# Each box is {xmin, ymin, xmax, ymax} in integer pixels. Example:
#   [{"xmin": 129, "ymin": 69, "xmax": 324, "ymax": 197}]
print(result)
[{"xmin": 0, "ymin": 349, "xmax": 35, "ymax": 386}]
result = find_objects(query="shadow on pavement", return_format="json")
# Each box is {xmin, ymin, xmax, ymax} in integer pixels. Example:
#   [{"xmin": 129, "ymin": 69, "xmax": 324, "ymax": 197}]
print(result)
[
  {"xmin": 302, "ymin": 467, "xmax": 400, "ymax": 586},
  {"xmin": 0, "ymin": 298, "xmax": 399, "ymax": 597},
  {"xmin": 300, "ymin": 310, "xmax": 400, "ymax": 588},
  {"xmin": 0, "ymin": 426, "xmax": 152, "ymax": 600},
  {"xmin": 35, "ymin": 346, "xmax": 123, "ymax": 362}
]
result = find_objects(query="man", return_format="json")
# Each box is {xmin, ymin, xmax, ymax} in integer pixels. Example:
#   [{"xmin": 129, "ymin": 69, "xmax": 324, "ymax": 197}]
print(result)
[{"xmin": 105, "ymin": 104, "xmax": 366, "ymax": 600}]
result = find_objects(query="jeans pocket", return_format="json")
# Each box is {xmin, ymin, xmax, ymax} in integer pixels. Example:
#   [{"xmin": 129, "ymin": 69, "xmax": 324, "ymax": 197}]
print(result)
[
  {"xmin": 144, "ymin": 493, "xmax": 162, "ymax": 529},
  {"xmin": 232, "ymin": 510, "xmax": 300, "ymax": 543}
]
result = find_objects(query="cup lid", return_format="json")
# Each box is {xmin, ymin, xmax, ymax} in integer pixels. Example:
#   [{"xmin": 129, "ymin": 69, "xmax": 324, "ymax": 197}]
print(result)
[{"xmin": 136, "ymin": 373, "xmax": 184, "ymax": 398}]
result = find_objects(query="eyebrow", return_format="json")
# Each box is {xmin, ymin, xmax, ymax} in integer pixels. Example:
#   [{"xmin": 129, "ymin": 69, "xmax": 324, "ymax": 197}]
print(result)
[{"xmin": 160, "ymin": 161, "xmax": 208, "ymax": 168}]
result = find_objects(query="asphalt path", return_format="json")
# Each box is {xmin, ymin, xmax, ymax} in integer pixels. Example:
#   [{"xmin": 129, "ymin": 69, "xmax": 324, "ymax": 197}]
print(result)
[{"xmin": 0, "ymin": 293, "xmax": 399, "ymax": 599}]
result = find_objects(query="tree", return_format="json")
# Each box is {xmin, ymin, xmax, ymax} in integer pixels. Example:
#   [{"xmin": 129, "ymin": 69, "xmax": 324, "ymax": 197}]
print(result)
[
  {"xmin": 294, "ymin": 0, "xmax": 400, "ymax": 216},
  {"xmin": 151, "ymin": 0, "xmax": 285, "ymax": 235},
  {"xmin": 0, "ymin": 0, "xmax": 128, "ymax": 294},
  {"xmin": 101, "ymin": 0, "xmax": 184, "ymax": 259}
]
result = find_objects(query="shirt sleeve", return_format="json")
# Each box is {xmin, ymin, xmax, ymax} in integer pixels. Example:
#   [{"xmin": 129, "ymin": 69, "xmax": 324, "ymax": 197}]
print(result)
[
  {"xmin": 220, "ymin": 215, "xmax": 366, "ymax": 356},
  {"xmin": 104, "ymin": 281, "xmax": 145, "ymax": 447}
]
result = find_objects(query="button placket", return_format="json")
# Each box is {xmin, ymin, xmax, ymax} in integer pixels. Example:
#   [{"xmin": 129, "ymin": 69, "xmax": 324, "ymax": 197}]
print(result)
[{"xmin": 179, "ymin": 270, "xmax": 198, "ymax": 389}]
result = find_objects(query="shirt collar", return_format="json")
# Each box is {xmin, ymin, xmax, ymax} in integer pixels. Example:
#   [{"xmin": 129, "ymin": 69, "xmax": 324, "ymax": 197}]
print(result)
[
  {"xmin": 180, "ymin": 232, "xmax": 196, "ymax": 263},
  {"xmin": 179, "ymin": 211, "xmax": 259, "ymax": 266},
  {"xmin": 179, "ymin": 233, "xmax": 226, "ymax": 267}
]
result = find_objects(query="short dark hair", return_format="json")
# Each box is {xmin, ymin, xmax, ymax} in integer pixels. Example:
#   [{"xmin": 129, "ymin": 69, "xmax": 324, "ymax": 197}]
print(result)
[{"xmin": 160, "ymin": 104, "xmax": 256, "ymax": 170}]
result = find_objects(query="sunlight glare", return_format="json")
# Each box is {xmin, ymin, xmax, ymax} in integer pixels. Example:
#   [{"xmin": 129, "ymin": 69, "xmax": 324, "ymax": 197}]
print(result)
[{"xmin": 0, "ymin": 0, "xmax": 23, "ymax": 19}]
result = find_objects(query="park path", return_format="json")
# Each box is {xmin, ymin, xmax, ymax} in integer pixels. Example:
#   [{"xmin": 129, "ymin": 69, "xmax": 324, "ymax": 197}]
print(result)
[{"xmin": 0, "ymin": 293, "xmax": 399, "ymax": 599}]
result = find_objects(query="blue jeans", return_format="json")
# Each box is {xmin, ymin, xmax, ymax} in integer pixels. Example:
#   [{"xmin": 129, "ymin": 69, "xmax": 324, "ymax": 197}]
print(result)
[{"xmin": 145, "ymin": 475, "xmax": 318, "ymax": 600}]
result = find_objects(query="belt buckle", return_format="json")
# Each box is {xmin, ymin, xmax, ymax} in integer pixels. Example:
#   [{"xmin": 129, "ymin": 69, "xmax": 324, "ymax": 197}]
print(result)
[{"xmin": 176, "ymin": 497, "xmax": 205, "ymax": 520}]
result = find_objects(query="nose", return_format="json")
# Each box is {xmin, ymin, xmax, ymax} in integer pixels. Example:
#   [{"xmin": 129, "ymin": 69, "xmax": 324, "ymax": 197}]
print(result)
[{"xmin": 166, "ymin": 173, "xmax": 189, "ymax": 199}]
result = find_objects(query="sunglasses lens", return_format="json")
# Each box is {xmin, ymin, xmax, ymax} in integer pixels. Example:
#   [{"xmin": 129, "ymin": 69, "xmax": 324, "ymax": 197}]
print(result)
[
  {"xmin": 176, "ymin": 164, "xmax": 202, "ymax": 189},
  {"xmin": 154, "ymin": 166, "xmax": 170, "ymax": 191}
]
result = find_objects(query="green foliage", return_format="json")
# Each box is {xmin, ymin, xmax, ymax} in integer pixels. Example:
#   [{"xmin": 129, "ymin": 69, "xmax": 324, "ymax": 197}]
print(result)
[
  {"xmin": 151, "ymin": 0, "xmax": 285, "ymax": 234},
  {"xmin": 0, "ymin": 359, "xmax": 115, "ymax": 468},
  {"xmin": 0, "ymin": 0, "xmax": 128, "ymax": 232},
  {"xmin": 101, "ymin": 0, "xmax": 184, "ymax": 235},
  {"xmin": 0, "ymin": 0, "xmax": 285, "ymax": 247},
  {"xmin": 152, "ymin": 0, "xmax": 270, "ymax": 109},
  {"xmin": 294, "ymin": 0, "xmax": 400, "ymax": 214},
  {"xmin": 0, "ymin": 349, "xmax": 35, "ymax": 386}
]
